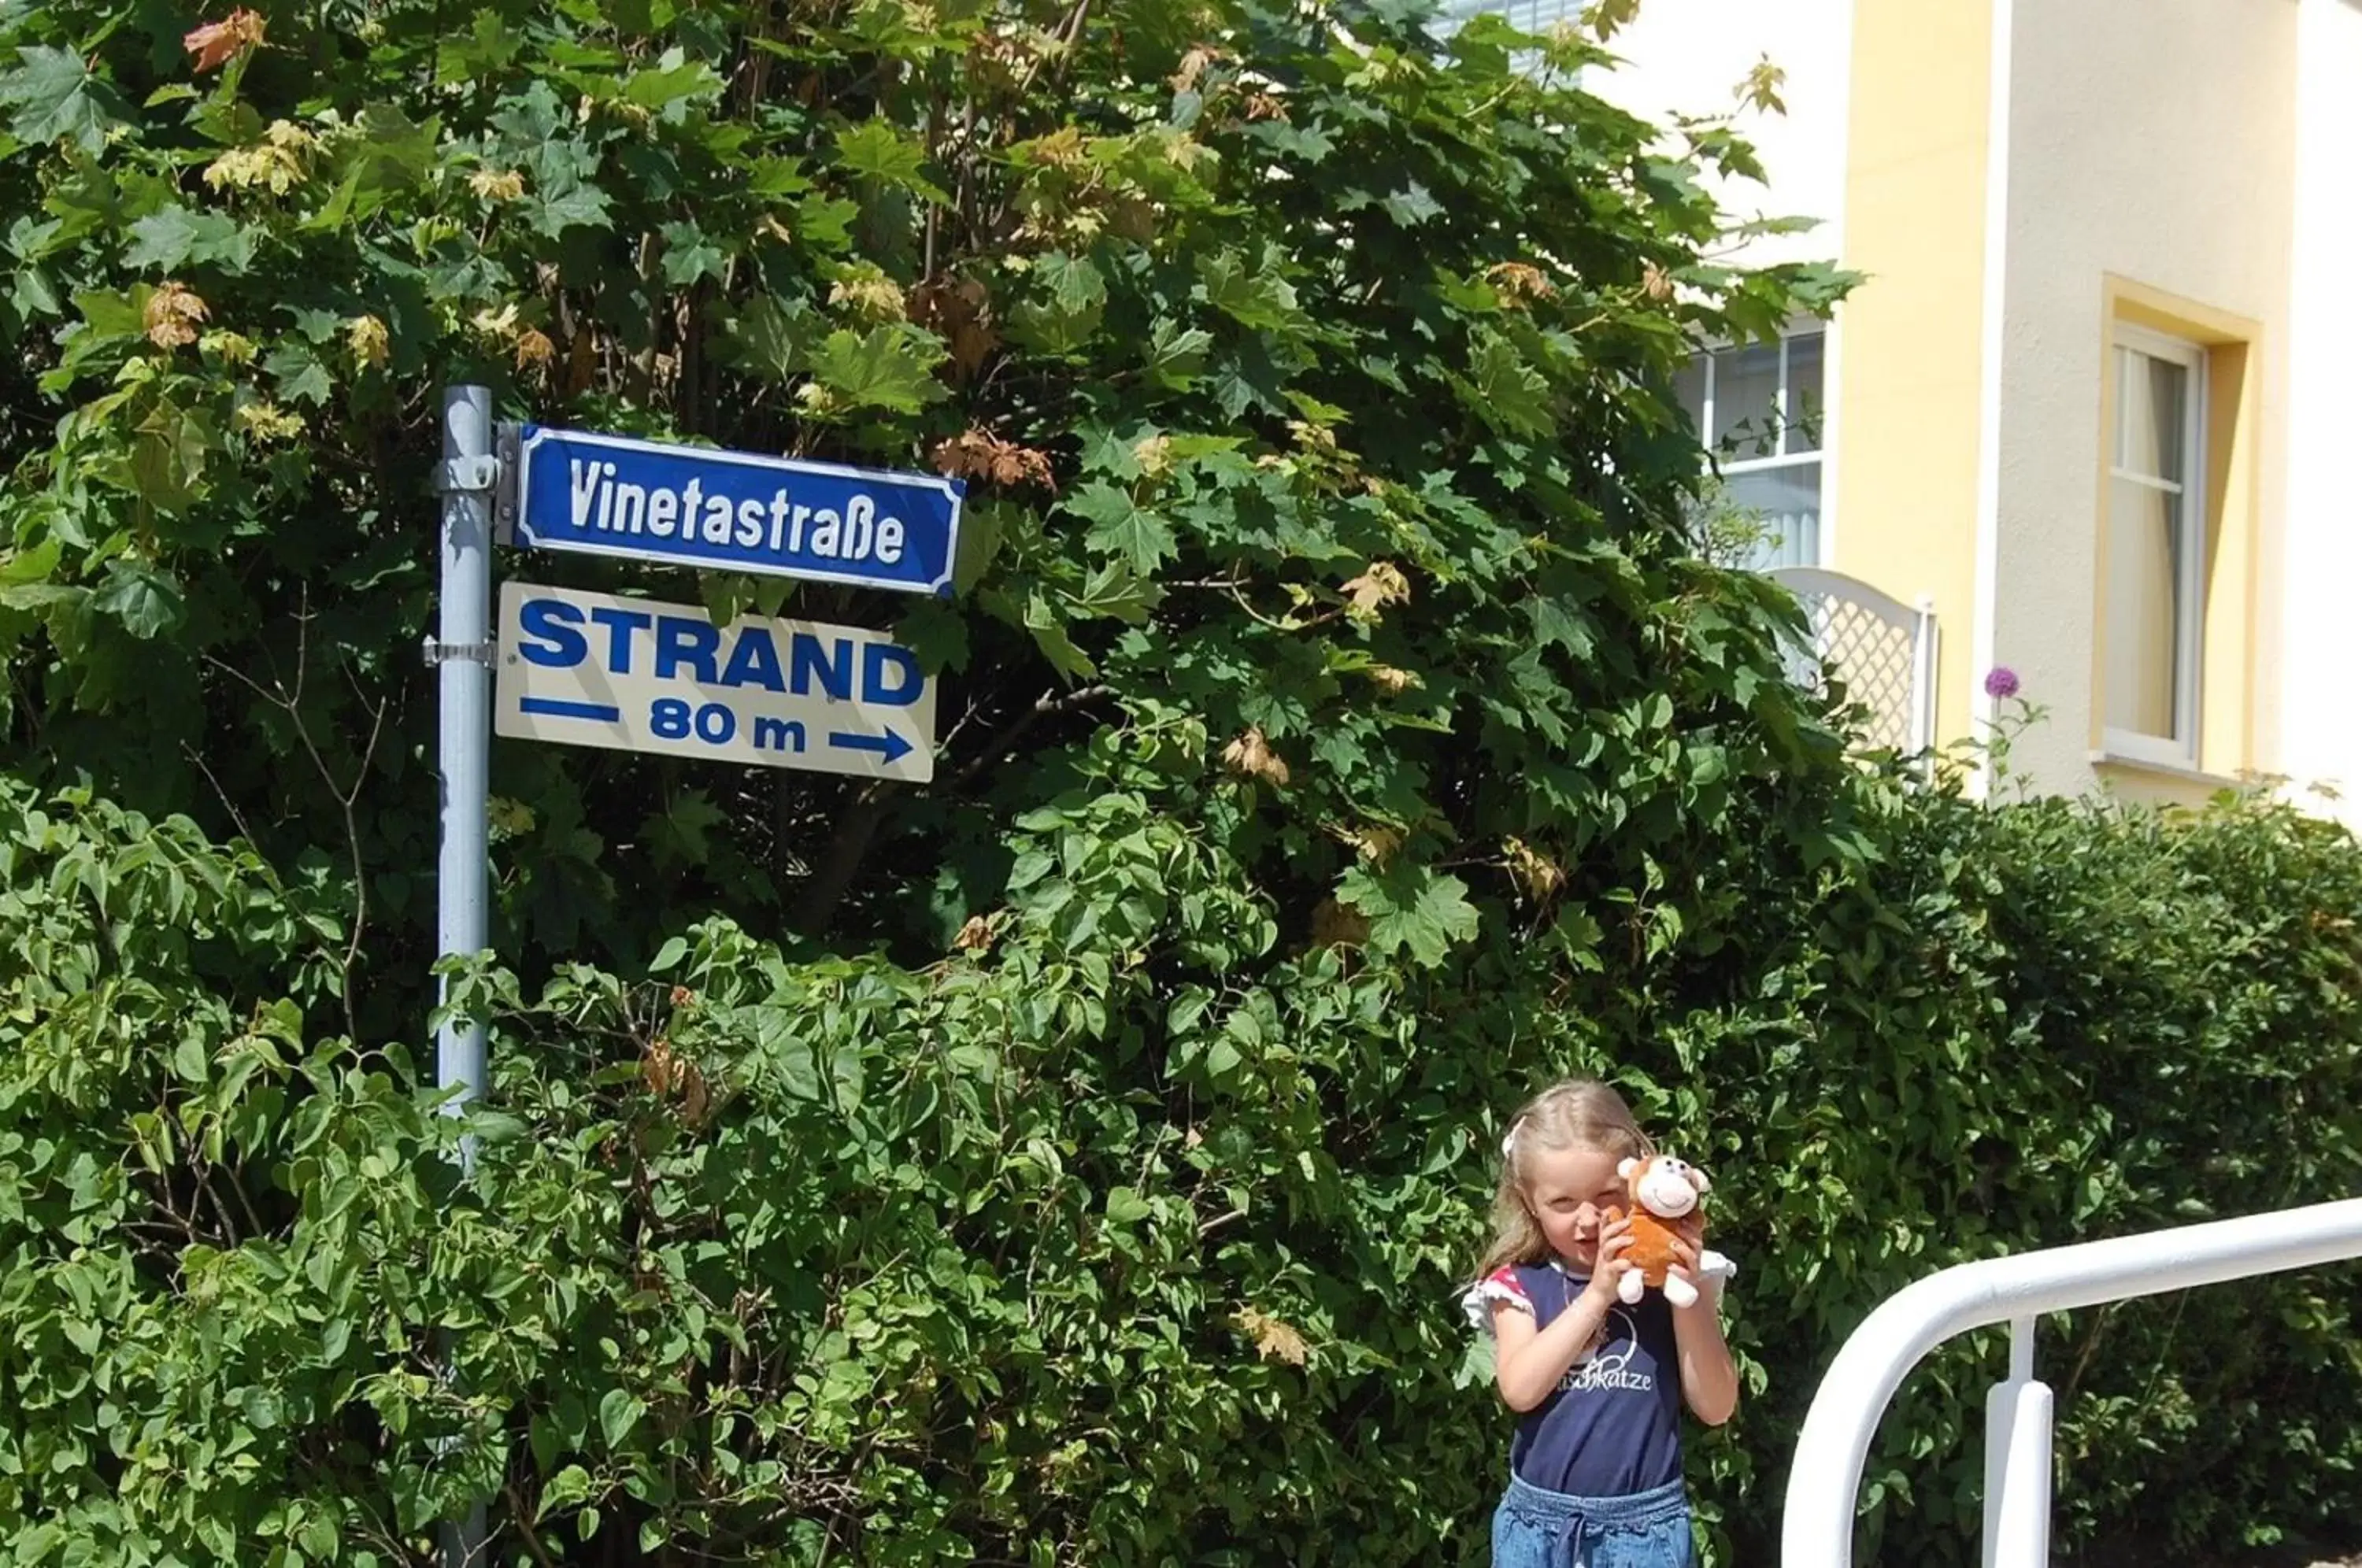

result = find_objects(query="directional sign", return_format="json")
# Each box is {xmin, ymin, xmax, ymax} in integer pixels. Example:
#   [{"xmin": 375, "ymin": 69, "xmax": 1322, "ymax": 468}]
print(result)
[
  {"xmin": 511, "ymin": 425, "xmax": 964, "ymax": 597},
  {"xmin": 494, "ymin": 582, "xmax": 935, "ymax": 782}
]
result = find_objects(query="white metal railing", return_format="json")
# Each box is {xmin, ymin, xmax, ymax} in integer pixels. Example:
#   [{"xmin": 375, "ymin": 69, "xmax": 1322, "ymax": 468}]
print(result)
[
  {"xmin": 1781, "ymin": 1196, "xmax": 2362, "ymax": 1568},
  {"xmin": 1764, "ymin": 567, "xmax": 1940, "ymax": 763}
]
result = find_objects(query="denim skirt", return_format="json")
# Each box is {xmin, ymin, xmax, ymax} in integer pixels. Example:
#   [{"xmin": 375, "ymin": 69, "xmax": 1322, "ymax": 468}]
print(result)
[{"xmin": 1490, "ymin": 1474, "xmax": 1694, "ymax": 1568}]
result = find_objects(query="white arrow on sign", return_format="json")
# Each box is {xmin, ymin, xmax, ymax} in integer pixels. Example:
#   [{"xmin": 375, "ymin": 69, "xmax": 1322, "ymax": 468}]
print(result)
[{"xmin": 493, "ymin": 581, "xmax": 936, "ymax": 782}]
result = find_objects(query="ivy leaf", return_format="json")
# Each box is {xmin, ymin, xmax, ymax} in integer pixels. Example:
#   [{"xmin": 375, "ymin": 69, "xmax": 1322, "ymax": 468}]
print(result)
[
  {"xmin": 265, "ymin": 342, "xmax": 334, "ymax": 407},
  {"xmin": 806, "ymin": 324, "xmax": 946, "ymax": 413},
  {"xmin": 746, "ymin": 156, "xmax": 812, "ymax": 198},
  {"xmin": 124, "ymin": 401, "xmax": 213, "ymax": 514},
  {"xmin": 527, "ymin": 182, "xmax": 614, "ymax": 240},
  {"xmin": 1336, "ymin": 865, "xmax": 1481, "ymax": 967},
  {"xmin": 1066, "ymin": 560, "xmax": 1158, "ymax": 624},
  {"xmin": 833, "ymin": 120, "xmax": 947, "ymax": 202},
  {"xmin": 644, "ymin": 790, "xmax": 727, "ymax": 871},
  {"xmin": 349, "ymin": 102, "xmax": 440, "ymax": 210},
  {"xmin": 72, "ymin": 287, "xmax": 153, "ymax": 346},
  {"xmin": 1528, "ymin": 597, "xmax": 1594, "ymax": 658},
  {"xmin": 123, "ymin": 206, "xmax": 256, "ymax": 276},
  {"xmin": 93, "ymin": 560, "xmax": 184, "ymax": 639},
  {"xmin": 0, "ymin": 46, "xmax": 128, "ymax": 156},
  {"xmin": 1195, "ymin": 248, "xmax": 1306, "ymax": 335},
  {"xmin": 1024, "ymin": 588, "xmax": 1095, "ymax": 679},
  {"xmin": 1142, "ymin": 320, "xmax": 1212, "ymax": 389},
  {"xmin": 1006, "ymin": 253, "xmax": 1106, "ymax": 357},
  {"xmin": 624, "ymin": 48, "xmax": 724, "ymax": 121},
  {"xmin": 720, "ymin": 295, "xmax": 821, "ymax": 383},
  {"xmin": 1461, "ymin": 333, "xmax": 1554, "ymax": 438},
  {"xmin": 1249, "ymin": 118, "xmax": 1336, "ymax": 164},
  {"xmin": 792, "ymin": 193, "xmax": 860, "ymax": 252},
  {"xmin": 1381, "ymin": 180, "xmax": 1443, "ymax": 227},
  {"xmin": 1067, "ymin": 481, "xmax": 1177, "ymax": 575},
  {"xmin": 658, "ymin": 220, "xmax": 726, "ymax": 285},
  {"xmin": 895, "ymin": 597, "xmax": 969, "ymax": 675},
  {"xmin": 436, "ymin": 13, "xmax": 522, "ymax": 83}
]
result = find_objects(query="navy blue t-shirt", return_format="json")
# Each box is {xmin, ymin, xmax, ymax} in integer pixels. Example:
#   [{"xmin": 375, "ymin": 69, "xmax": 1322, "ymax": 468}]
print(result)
[{"xmin": 1475, "ymin": 1261, "xmax": 1684, "ymax": 1497}]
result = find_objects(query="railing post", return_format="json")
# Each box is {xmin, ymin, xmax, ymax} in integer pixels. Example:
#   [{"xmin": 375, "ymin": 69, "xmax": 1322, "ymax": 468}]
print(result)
[
  {"xmin": 1982, "ymin": 1317, "xmax": 2053, "ymax": 1568},
  {"xmin": 1782, "ymin": 1197, "xmax": 2362, "ymax": 1568},
  {"xmin": 1910, "ymin": 594, "xmax": 1938, "ymax": 761}
]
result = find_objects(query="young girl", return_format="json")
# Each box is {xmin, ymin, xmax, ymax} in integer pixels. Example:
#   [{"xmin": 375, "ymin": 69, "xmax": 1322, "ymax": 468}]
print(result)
[{"xmin": 1462, "ymin": 1078, "xmax": 1739, "ymax": 1568}]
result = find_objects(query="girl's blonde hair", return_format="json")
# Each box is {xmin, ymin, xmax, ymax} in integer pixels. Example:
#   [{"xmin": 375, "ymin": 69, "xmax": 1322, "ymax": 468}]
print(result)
[{"xmin": 1474, "ymin": 1078, "xmax": 1654, "ymax": 1279}]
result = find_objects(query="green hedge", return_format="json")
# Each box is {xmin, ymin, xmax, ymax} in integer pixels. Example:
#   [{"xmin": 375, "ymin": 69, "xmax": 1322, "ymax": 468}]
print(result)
[{"xmin": 6, "ymin": 760, "xmax": 2360, "ymax": 1566}]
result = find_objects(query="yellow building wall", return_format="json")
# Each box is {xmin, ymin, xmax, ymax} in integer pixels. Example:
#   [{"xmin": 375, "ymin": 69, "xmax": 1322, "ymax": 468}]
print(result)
[{"xmin": 1828, "ymin": 0, "xmax": 1993, "ymax": 751}]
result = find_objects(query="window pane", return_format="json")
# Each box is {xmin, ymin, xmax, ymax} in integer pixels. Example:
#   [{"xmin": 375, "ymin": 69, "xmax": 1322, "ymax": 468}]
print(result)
[
  {"xmin": 1672, "ymin": 357, "xmax": 1707, "ymax": 440},
  {"xmin": 1785, "ymin": 332, "xmax": 1825, "ymax": 454},
  {"xmin": 1725, "ymin": 461, "xmax": 1821, "ymax": 569},
  {"xmin": 2119, "ymin": 349, "xmax": 2186, "ymax": 483},
  {"xmin": 2105, "ymin": 475, "xmax": 2183, "ymax": 739},
  {"xmin": 1712, "ymin": 343, "xmax": 1781, "ymax": 457}
]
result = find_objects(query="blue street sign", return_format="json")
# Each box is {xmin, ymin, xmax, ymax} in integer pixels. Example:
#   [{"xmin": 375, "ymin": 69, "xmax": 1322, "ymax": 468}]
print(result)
[{"xmin": 511, "ymin": 424, "xmax": 964, "ymax": 597}]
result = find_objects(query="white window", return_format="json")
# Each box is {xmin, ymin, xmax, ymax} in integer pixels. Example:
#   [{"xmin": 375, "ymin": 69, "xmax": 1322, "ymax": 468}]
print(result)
[
  {"xmin": 1435, "ymin": 0, "xmax": 1588, "ymax": 30},
  {"xmin": 2102, "ymin": 327, "xmax": 2206, "ymax": 764},
  {"xmin": 1674, "ymin": 329, "xmax": 1827, "ymax": 570}
]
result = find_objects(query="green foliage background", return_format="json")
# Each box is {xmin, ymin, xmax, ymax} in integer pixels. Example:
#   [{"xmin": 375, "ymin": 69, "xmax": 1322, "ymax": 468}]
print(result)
[{"xmin": 2, "ymin": 0, "xmax": 2359, "ymax": 1564}]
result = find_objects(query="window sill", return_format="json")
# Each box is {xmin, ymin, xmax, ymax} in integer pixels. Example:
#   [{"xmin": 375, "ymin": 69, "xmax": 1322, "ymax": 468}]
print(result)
[{"xmin": 2087, "ymin": 749, "xmax": 2246, "ymax": 791}]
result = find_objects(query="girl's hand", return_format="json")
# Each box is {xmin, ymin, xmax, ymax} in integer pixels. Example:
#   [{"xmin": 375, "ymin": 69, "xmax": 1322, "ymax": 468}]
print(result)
[
  {"xmin": 1664, "ymin": 1233, "xmax": 1708, "ymax": 1310},
  {"xmin": 1579, "ymin": 1215, "xmax": 1635, "ymax": 1307}
]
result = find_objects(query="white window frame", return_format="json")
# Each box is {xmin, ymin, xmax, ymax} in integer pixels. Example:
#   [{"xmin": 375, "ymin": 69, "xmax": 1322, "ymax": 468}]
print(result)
[
  {"xmin": 1685, "ymin": 327, "xmax": 1828, "ymax": 568},
  {"xmin": 2102, "ymin": 324, "xmax": 2208, "ymax": 768}
]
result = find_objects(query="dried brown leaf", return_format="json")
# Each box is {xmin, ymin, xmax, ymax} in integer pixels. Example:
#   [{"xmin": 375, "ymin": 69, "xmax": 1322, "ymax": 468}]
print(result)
[
  {"xmin": 1487, "ymin": 261, "xmax": 1556, "ymax": 305},
  {"xmin": 143, "ymin": 283, "xmax": 209, "ymax": 349},
  {"xmin": 470, "ymin": 168, "xmax": 526, "ymax": 202},
  {"xmin": 346, "ymin": 314, "xmax": 390, "ymax": 368},
  {"xmin": 184, "ymin": 8, "xmax": 265, "ymax": 72},
  {"xmin": 828, "ymin": 265, "xmax": 907, "ymax": 324},
  {"xmin": 1505, "ymin": 837, "xmax": 1565, "ymax": 902},
  {"xmin": 1132, "ymin": 434, "xmax": 1175, "ymax": 479},
  {"xmin": 1237, "ymin": 1307, "xmax": 1309, "ymax": 1366},
  {"xmin": 1220, "ymin": 727, "xmax": 1290, "ymax": 787},
  {"xmin": 1341, "ymin": 561, "xmax": 1411, "ymax": 618},
  {"xmin": 1171, "ymin": 44, "xmax": 1230, "ymax": 92},
  {"xmin": 932, "ymin": 428, "xmax": 1055, "ymax": 491},
  {"xmin": 910, "ymin": 276, "xmax": 998, "ymax": 380},
  {"xmin": 642, "ymin": 1037, "xmax": 681, "ymax": 1096}
]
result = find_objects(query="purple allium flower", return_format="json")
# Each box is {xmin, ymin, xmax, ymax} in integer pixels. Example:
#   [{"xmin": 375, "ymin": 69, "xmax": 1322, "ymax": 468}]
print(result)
[{"xmin": 1983, "ymin": 666, "xmax": 2021, "ymax": 701}]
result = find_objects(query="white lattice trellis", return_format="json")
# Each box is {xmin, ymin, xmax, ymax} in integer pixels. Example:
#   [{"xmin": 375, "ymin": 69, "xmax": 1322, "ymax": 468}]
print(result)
[{"xmin": 1765, "ymin": 567, "xmax": 1939, "ymax": 762}]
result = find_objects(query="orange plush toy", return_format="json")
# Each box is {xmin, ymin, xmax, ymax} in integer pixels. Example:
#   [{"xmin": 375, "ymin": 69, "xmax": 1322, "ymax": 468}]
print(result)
[{"xmin": 1612, "ymin": 1153, "xmax": 1711, "ymax": 1308}]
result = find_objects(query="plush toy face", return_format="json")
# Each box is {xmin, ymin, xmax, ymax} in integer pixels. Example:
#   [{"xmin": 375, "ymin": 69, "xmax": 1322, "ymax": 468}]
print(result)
[{"xmin": 1616, "ymin": 1154, "xmax": 1710, "ymax": 1221}]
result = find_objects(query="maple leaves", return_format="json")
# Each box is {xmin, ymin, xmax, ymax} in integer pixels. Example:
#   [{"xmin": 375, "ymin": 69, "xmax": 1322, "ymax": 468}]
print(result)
[
  {"xmin": 932, "ymin": 427, "xmax": 1053, "ymax": 491},
  {"xmin": 1340, "ymin": 561, "xmax": 1411, "ymax": 620},
  {"xmin": 344, "ymin": 315, "xmax": 389, "ymax": 369},
  {"xmin": 1235, "ymin": 1308, "xmax": 1308, "ymax": 1368},
  {"xmin": 1486, "ymin": 261, "xmax": 1556, "ymax": 307},
  {"xmin": 468, "ymin": 168, "xmax": 526, "ymax": 202},
  {"xmin": 182, "ymin": 8, "xmax": 264, "ymax": 74},
  {"xmin": 143, "ymin": 281, "xmax": 208, "ymax": 348},
  {"xmin": 1220, "ymin": 726, "xmax": 1291, "ymax": 788}
]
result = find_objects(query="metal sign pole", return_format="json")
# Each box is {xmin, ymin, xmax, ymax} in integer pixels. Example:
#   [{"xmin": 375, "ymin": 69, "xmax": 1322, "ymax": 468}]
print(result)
[
  {"xmin": 431, "ymin": 383, "xmax": 495, "ymax": 1568},
  {"xmin": 434, "ymin": 384, "xmax": 495, "ymax": 1126}
]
